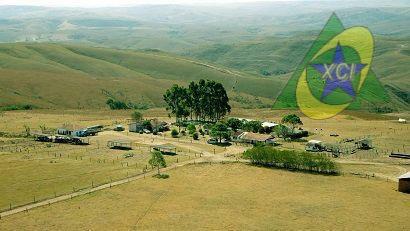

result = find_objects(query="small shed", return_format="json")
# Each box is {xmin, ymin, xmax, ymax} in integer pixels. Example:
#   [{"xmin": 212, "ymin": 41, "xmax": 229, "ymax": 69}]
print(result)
[
  {"xmin": 151, "ymin": 144, "xmax": 177, "ymax": 155},
  {"xmin": 305, "ymin": 140, "xmax": 324, "ymax": 152},
  {"xmin": 57, "ymin": 128, "xmax": 71, "ymax": 136},
  {"xmin": 129, "ymin": 122, "xmax": 144, "ymax": 133},
  {"xmin": 107, "ymin": 140, "xmax": 132, "ymax": 150},
  {"xmin": 86, "ymin": 125, "xmax": 103, "ymax": 133},
  {"xmin": 398, "ymin": 172, "xmax": 410, "ymax": 193}
]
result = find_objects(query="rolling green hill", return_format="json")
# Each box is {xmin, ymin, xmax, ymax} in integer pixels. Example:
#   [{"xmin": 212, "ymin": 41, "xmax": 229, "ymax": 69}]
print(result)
[
  {"xmin": 0, "ymin": 43, "xmax": 286, "ymax": 109},
  {"xmin": 187, "ymin": 34, "xmax": 409, "ymax": 109}
]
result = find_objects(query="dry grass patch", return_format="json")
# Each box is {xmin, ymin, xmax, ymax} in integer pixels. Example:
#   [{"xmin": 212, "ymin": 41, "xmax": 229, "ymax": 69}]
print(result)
[{"xmin": 0, "ymin": 163, "xmax": 409, "ymax": 230}]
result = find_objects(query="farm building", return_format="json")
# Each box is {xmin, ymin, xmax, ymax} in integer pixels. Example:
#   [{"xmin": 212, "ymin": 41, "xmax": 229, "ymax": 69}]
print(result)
[
  {"xmin": 86, "ymin": 125, "xmax": 104, "ymax": 133},
  {"xmin": 237, "ymin": 132, "xmax": 275, "ymax": 144},
  {"xmin": 151, "ymin": 144, "xmax": 177, "ymax": 155},
  {"xmin": 261, "ymin": 121, "xmax": 278, "ymax": 129},
  {"xmin": 398, "ymin": 118, "xmax": 407, "ymax": 123},
  {"xmin": 305, "ymin": 140, "xmax": 325, "ymax": 152},
  {"xmin": 129, "ymin": 122, "xmax": 144, "ymax": 133},
  {"xmin": 398, "ymin": 172, "xmax": 410, "ymax": 193},
  {"xmin": 70, "ymin": 129, "xmax": 87, "ymax": 137},
  {"xmin": 57, "ymin": 128, "xmax": 71, "ymax": 136},
  {"xmin": 107, "ymin": 140, "xmax": 133, "ymax": 150}
]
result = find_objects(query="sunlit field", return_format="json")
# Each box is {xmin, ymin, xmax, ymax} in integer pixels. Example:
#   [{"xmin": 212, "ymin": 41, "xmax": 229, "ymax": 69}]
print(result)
[{"xmin": 0, "ymin": 163, "xmax": 409, "ymax": 230}]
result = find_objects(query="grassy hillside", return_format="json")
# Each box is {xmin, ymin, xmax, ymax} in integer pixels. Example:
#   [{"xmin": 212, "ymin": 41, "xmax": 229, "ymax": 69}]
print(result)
[
  {"xmin": 0, "ymin": 43, "xmax": 286, "ymax": 109},
  {"xmin": 187, "ymin": 34, "xmax": 409, "ymax": 109}
]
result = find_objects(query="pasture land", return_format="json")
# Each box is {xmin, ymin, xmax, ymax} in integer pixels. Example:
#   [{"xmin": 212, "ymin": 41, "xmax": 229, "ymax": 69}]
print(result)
[
  {"xmin": 0, "ymin": 163, "xmax": 409, "ymax": 230},
  {"xmin": 0, "ymin": 109, "xmax": 408, "ymax": 218}
]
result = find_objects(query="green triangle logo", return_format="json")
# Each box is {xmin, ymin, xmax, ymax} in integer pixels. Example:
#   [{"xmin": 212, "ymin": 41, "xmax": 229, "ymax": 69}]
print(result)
[{"xmin": 273, "ymin": 13, "xmax": 389, "ymax": 111}]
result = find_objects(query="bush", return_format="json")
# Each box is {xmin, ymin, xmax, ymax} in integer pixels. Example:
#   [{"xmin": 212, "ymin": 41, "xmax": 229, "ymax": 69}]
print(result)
[
  {"xmin": 0, "ymin": 104, "xmax": 36, "ymax": 111},
  {"xmin": 243, "ymin": 146, "xmax": 339, "ymax": 175},
  {"xmin": 199, "ymin": 128, "xmax": 205, "ymax": 136},
  {"xmin": 106, "ymin": 98, "xmax": 130, "ymax": 110},
  {"xmin": 142, "ymin": 120, "xmax": 153, "ymax": 131},
  {"xmin": 153, "ymin": 173, "xmax": 169, "ymax": 179},
  {"xmin": 187, "ymin": 124, "xmax": 196, "ymax": 134},
  {"xmin": 289, "ymin": 130, "xmax": 309, "ymax": 139},
  {"xmin": 193, "ymin": 132, "xmax": 199, "ymax": 140},
  {"xmin": 369, "ymin": 105, "xmax": 394, "ymax": 113},
  {"xmin": 171, "ymin": 129, "xmax": 179, "ymax": 138}
]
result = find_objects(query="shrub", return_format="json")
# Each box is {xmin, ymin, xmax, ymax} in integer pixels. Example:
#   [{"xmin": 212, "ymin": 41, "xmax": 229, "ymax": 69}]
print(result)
[
  {"xmin": 199, "ymin": 128, "xmax": 205, "ymax": 136},
  {"xmin": 171, "ymin": 129, "xmax": 179, "ymax": 138},
  {"xmin": 142, "ymin": 120, "xmax": 153, "ymax": 131},
  {"xmin": 187, "ymin": 124, "xmax": 196, "ymax": 134},
  {"xmin": 153, "ymin": 173, "xmax": 169, "ymax": 179},
  {"xmin": 193, "ymin": 132, "xmax": 199, "ymax": 140},
  {"xmin": 0, "ymin": 104, "xmax": 36, "ymax": 111},
  {"xmin": 106, "ymin": 98, "xmax": 130, "ymax": 110},
  {"xmin": 243, "ymin": 146, "xmax": 339, "ymax": 175}
]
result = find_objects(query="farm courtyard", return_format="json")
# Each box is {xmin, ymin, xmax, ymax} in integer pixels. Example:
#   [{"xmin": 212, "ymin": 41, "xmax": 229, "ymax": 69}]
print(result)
[{"xmin": 0, "ymin": 108, "xmax": 409, "ymax": 230}]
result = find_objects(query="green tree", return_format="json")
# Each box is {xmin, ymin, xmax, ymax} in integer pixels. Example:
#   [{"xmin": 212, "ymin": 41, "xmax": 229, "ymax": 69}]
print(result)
[
  {"xmin": 212, "ymin": 82, "xmax": 231, "ymax": 121},
  {"xmin": 274, "ymin": 124, "xmax": 292, "ymax": 141},
  {"xmin": 23, "ymin": 125, "xmax": 31, "ymax": 137},
  {"xmin": 149, "ymin": 151, "xmax": 167, "ymax": 175},
  {"xmin": 171, "ymin": 129, "xmax": 179, "ymax": 138},
  {"xmin": 210, "ymin": 122, "xmax": 230, "ymax": 143},
  {"xmin": 187, "ymin": 124, "xmax": 196, "ymax": 134},
  {"xmin": 192, "ymin": 132, "xmax": 199, "ymax": 140},
  {"xmin": 142, "ymin": 120, "xmax": 153, "ymax": 131},
  {"xmin": 188, "ymin": 81, "xmax": 200, "ymax": 120},
  {"xmin": 242, "ymin": 120, "xmax": 262, "ymax": 133},
  {"xmin": 131, "ymin": 111, "xmax": 143, "ymax": 122},
  {"xmin": 163, "ymin": 84, "xmax": 190, "ymax": 123},
  {"xmin": 164, "ymin": 80, "xmax": 231, "ymax": 123},
  {"xmin": 227, "ymin": 118, "xmax": 243, "ymax": 131},
  {"xmin": 281, "ymin": 114, "xmax": 303, "ymax": 133}
]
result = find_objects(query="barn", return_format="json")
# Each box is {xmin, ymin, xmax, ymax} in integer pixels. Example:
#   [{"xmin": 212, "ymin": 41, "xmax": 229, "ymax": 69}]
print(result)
[
  {"xmin": 398, "ymin": 172, "xmax": 410, "ymax": 193},
  {"xmin": 237, "ymin": 132, "xmax": 275, "ymax": 144}
]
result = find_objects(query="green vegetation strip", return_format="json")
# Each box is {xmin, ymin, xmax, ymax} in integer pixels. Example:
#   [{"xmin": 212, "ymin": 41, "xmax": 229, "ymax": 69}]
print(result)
[{"xmin": 243, "ymin": 146, "xmax": 339, "ymax": 175}]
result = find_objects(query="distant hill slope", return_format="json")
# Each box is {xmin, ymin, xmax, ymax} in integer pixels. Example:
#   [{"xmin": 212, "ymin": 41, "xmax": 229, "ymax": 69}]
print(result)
[
  {"xmin": 0, "ymin": 43, "xmax": 286, "ymax": 109},
  {"xmin": 187, "ymin": 34, "xmax": 410, "ymax": 109}
]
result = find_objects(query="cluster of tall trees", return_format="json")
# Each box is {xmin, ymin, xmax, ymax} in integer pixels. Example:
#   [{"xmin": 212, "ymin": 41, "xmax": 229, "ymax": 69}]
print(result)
[
  {"xmin": 163, "ymin": 79, "xmax": 231, "ymax": 123},
  {"xmin": 243, "ymin": 146, "xmax": 339, "ymax": 175}
]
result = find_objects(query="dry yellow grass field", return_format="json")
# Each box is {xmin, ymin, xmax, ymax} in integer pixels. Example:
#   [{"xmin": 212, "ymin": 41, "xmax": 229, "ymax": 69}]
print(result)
[
  {"xmin": 0, "ymin": 163, "xmax": 409, "ymax": 230},
  {"xmin": 0, "ymin": 108, "xmax": 409, "ymax": 230}
]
